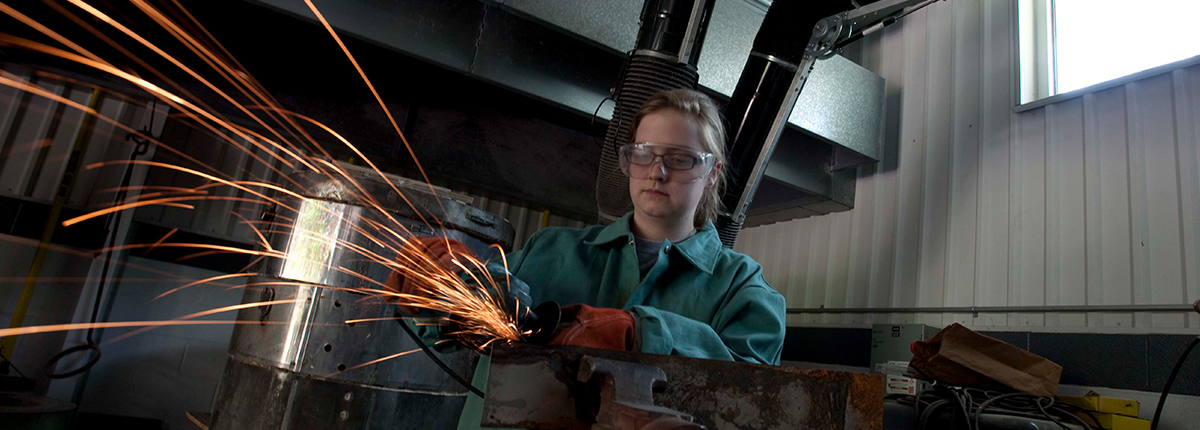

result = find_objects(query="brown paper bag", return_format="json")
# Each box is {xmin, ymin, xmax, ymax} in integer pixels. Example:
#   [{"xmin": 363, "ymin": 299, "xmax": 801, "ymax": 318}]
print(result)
[{"xmin": 910, "ymin": 323, "xmax": 1062, "ymax": 397}]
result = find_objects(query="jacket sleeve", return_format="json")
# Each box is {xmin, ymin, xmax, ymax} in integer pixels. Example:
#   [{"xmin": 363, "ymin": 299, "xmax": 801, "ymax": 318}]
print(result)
[
  {"xmin": 409, "ymin": 232, "xmax": 542, "ymax": 352},
  {"xmin": 629, "ymin": 273, "xmax": 786, "ymax": 365}
]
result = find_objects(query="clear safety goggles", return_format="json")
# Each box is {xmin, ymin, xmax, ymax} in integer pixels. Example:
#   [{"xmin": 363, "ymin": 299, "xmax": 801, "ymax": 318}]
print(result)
[{"xmin": 618, "ymin": 142, "xmax": 715, "ymax": 183}]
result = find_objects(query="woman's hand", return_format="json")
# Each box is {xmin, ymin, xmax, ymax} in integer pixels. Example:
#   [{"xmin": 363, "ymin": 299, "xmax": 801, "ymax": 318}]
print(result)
[
  {"xmin": 547, "ymin": 304, "xmax": 637, "ymax": 351},
  {"xmin": 411, "ymin": 236, "xmax": 477, "ymax": 273},
  {"xmin": 384, "ymin": 237, "xmax": 477, "ymax": 313}
]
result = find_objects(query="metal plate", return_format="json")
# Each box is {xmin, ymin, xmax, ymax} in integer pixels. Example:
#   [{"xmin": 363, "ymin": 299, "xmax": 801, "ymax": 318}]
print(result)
[
  {"xmin": 286, "ymin": 167, "xmax": 515, "ymax": 250},
  {"xmin": 259, "ymin": 196, "xmax": 501, "ymax": 293},
  {"xmin": 210, "ymin": 357, "xmax": 468, "ymax": 430},
  {"xmin": 483, "ymin": 344, "xmax": 884, "ymax": 430},
  {"xmin": 227, "ymin": 275, "xmax": 478, "ymax": 391},
  {"xmin": 213, "ymin": 164, "xmax": 511, "ymax": 429}
]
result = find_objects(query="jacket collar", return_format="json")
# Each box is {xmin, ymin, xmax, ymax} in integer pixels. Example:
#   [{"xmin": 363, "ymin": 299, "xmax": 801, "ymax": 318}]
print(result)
[{"xmin": 584, "ymin": 212, "xmax": 720, "ymax": 274}]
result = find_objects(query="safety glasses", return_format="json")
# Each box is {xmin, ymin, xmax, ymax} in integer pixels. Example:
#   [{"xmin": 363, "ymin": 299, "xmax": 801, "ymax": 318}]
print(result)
[{"xmin": 619, "ymin": 142, "xmax": 714, "ymax": 183}]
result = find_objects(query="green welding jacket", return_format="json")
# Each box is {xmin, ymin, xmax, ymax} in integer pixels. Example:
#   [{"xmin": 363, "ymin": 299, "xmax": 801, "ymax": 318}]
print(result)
[{"xmin": 416, "ymin": 212, "xmax": 786, "ymax": 429}]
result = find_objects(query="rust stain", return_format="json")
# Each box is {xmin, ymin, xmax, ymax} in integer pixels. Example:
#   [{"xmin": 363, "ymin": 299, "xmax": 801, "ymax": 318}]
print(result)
[{"xmin": 847, "ymin": 374, "xmax": 884, "ymax": 430}]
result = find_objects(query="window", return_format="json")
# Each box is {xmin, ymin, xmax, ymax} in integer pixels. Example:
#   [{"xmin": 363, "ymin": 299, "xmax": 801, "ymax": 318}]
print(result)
[{"xmin": 1018, "ymin": 0, "xmax": 1200, "ymax": 106}]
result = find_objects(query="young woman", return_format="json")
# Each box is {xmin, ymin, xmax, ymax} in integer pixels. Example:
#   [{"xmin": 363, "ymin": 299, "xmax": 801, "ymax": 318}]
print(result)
[{"xmin": 395, "ymin": 89, "xmax": 785, "ymax": 428}]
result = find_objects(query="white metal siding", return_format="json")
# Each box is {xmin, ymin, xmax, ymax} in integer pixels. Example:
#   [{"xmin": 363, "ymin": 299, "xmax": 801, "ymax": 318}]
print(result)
[
  {"xmin": 0, "ymin": 66, "xmax": 159, "ymax": 209},
  {"xmin": 734, "ymin": 0, "xmax": 1200, "ymax": 332}
]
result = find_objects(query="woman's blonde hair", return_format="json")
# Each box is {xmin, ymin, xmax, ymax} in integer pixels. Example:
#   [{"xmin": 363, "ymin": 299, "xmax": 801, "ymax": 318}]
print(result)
[{"xmin": 629, "ymin": 89, "xmax": 728, "ymax": 228}]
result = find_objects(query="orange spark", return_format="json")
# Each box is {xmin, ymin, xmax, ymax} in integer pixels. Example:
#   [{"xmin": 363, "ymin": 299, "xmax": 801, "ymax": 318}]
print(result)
[
  {"xmin": 78, "ymin": 159, "xmax": 302, "ymax": 211},
  {"xmin": 143, "ymin": 228, "xmax": 179, "ymax": 255},
  {"xmin": 67, "ymin": 0, "xmax": 316, "ymax": 173},
  {"xmin": 0, "ymin": 320, "xmax": 294, "ymax": 338},
  {"xmin": 153, "ymin": 273, "xmax": 259, "ymax": 301},
  {"xmin": 0, "ymin": 4, "xmax": 531, "ymax": 357},
  {"xmin": 324, "ymin": 348, "xmax": 421, "ymax": 378},
  {"xmin": 0, "ymin": 73, "xmax": 230, "ymax": 180},
  {"xmin": 235, "ymin": 255, "xmax": 267, "ymax": 274},
  {"xmin": 230, "ymin": 211, "xmax": 272, "ymax": 252},
  {"xmin": 344, "ymin": 316, "xmax": 408, "ymax": 324},
  {"xmin": 300, "ymin": 0, "xmax": 452, "ymax": 227},
  {"xmin": 93, "ymin": 242, "xmax": 283, "ymax": 260},
  {"xmin": 0, "ymin": 34, "xmax": 302, "ymax": 188},
  {"xmin": 103, "ymin": 298, "xmax": 299, "ymax": 344},
  {"xmin": 0, "ymin": 1, "xmax": 104, "ymax": 62},
  {"xmin": 0, "ymin": 235, "xmax": 205, "ymax": 284},
  {"xmin": 134, "ymin": 0, "xmax": 325, "ymax": 165},
  {"xmin": 62, "ymin": 195, "xmax": 268, "ymax": 227}
]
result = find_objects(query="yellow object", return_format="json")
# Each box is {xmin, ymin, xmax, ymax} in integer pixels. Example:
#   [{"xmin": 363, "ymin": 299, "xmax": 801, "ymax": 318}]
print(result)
[
  {"xmin": 2, "ymin": 89, "xmax": 103, "ymax": 358},
  {"xmin": 1060, "ymin": 392, "xmax": 1140, "ymax": 416},
  {"xmin": 1073, "ymin": 412, "xmax": 1150, "ymax": 430}
]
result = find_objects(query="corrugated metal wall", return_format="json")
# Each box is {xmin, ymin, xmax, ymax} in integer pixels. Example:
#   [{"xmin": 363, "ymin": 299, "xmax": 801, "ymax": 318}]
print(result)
[
  {"xmin": 0, "ymin": 66, "xmax": 160, "ymax": 209},
  {"xmin": 734, "ymin": 0, "xmax": 1200, "ymax": 332},
  {"xmin": 0, "ymin": 63, "xmax": 171, "ymax": 396}
]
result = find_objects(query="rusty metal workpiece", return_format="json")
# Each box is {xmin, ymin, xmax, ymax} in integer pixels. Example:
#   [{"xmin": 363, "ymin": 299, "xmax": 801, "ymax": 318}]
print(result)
[
  {"xmin": 482, "ymin": 344, "xmax": 883, "ymax": 430},
  {"xmin": 578, "ymin": 356, "xmax": 702, "ymax": 430}
]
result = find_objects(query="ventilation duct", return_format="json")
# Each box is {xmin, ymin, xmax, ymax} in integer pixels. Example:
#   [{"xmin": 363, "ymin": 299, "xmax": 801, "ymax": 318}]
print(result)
[{"xmin": 595, "ymin": 0, "xmax": 716, "ymax": 222}]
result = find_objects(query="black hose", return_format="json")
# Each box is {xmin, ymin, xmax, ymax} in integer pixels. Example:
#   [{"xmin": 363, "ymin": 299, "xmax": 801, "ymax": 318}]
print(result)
[
  {"xmin": 396, "ymin": 316, "xmax": 485, "ymax": 398},
  {"xmin": 1151, "ymin": 335, "xmax": 1200, "ymax": 430},
  {"xmin": 918, "ymin": 399, "xmax": 949, "ymax": 429},
  {"xmin": 0, "ymin": 350, "xmax": 27, "ymax": 379}
]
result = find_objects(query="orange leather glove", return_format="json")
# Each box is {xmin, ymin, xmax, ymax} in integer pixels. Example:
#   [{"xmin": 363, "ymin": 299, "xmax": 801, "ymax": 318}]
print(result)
[
  {"xmin": 547, "ymin": 304, "xmax": 636, "ymax": 352},
  {"xmin": 384, "ymin": 237, "xmax": 477, "ymax": 314}
]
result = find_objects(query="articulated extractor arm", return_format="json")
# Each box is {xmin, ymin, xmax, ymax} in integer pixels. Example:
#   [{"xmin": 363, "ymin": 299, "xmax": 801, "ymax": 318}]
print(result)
[
  {"xmin": 715, "ymin": 0, "xmax": 944, "ymax": 247},
  {"xmin": 817, "ymin": 0, "xmax": 945, "ymax": 58}
]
